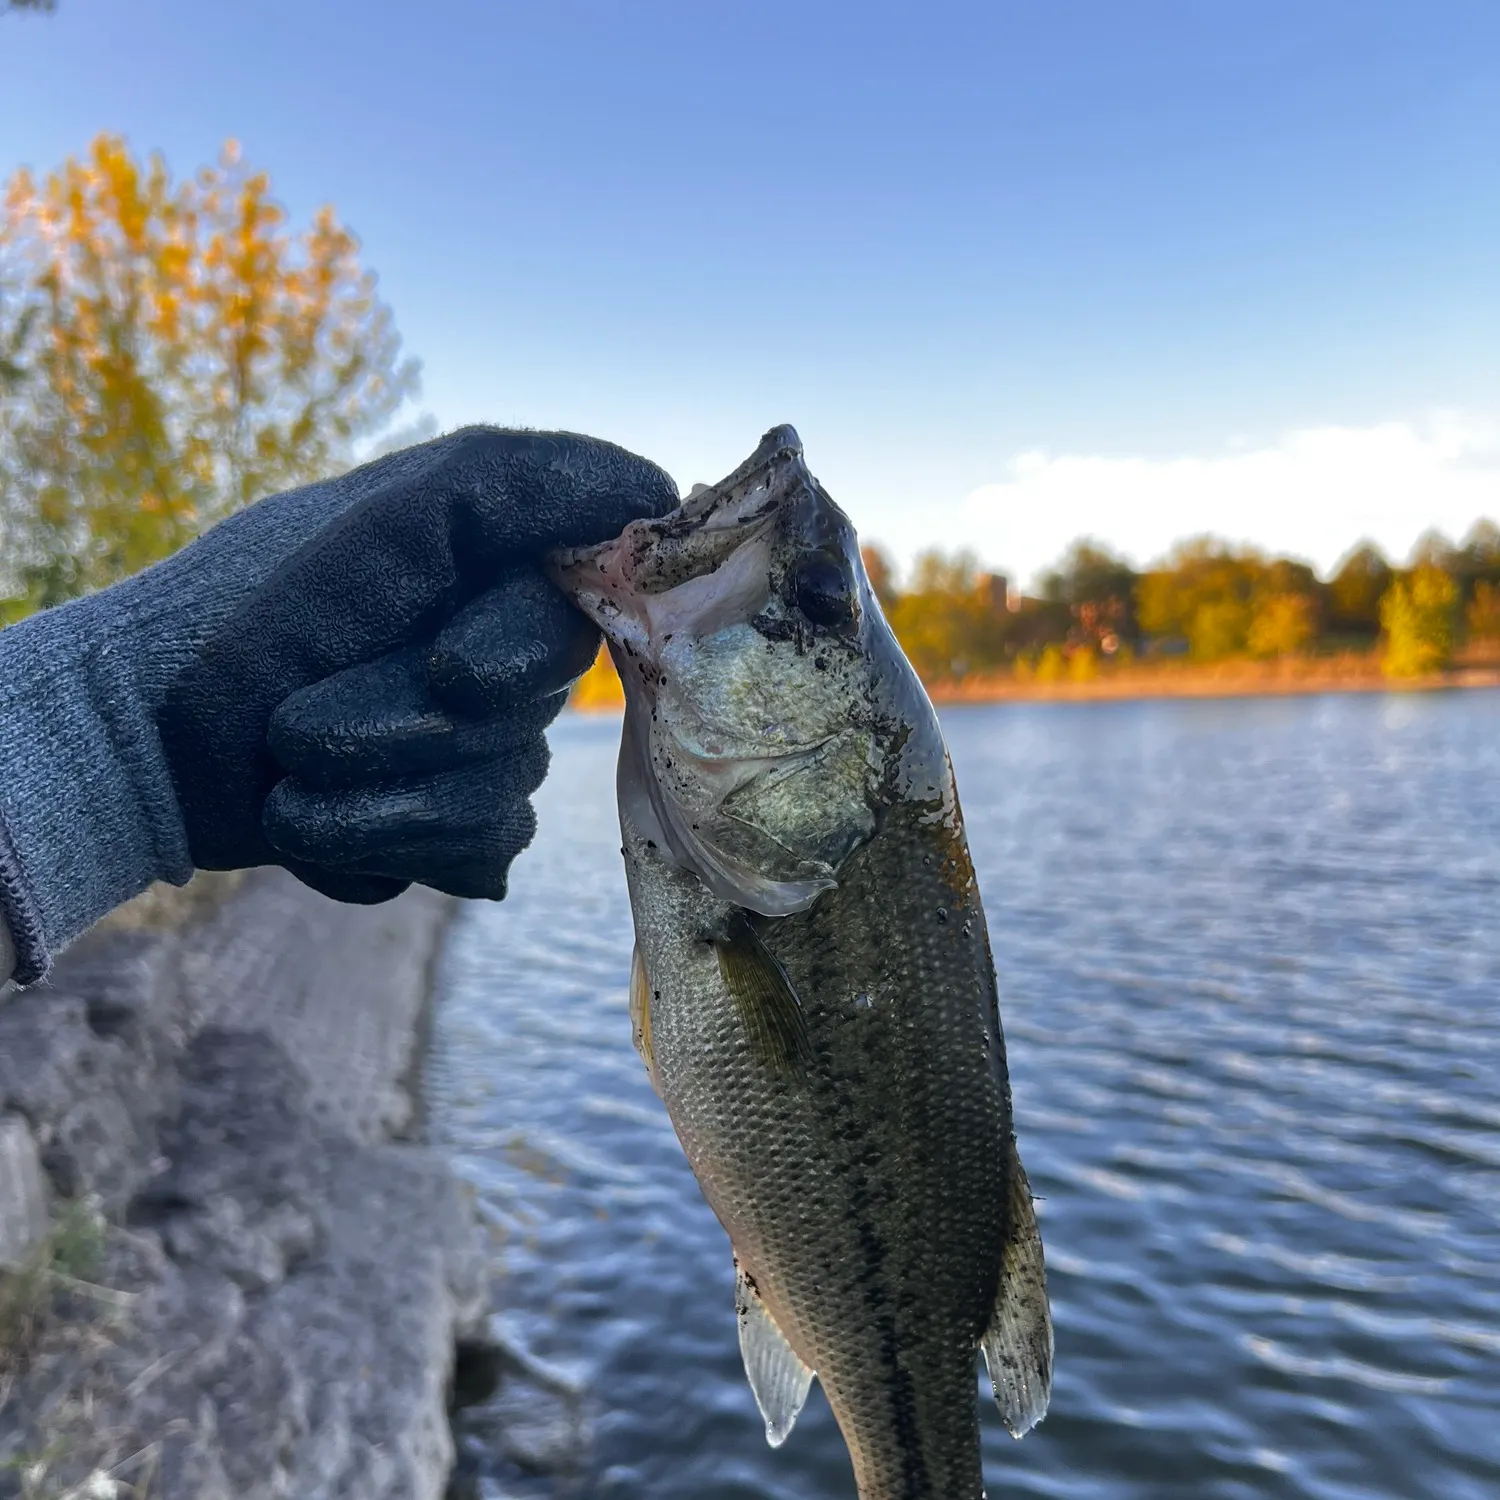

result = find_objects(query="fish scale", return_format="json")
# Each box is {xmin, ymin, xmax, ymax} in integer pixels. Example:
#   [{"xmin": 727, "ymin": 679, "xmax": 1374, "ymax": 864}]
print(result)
[{"xmin": 551, "ymin": 426, "xmax": 1052, "ymax": 1498}]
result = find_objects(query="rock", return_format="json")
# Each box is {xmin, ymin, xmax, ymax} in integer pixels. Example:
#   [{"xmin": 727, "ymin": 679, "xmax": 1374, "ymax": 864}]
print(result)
[
  {"xmin": 0, "ymin": 1112, "xmax": 48, "ymax": 1267},
  {"xmin": 208, "ymin": 1330, "xmax": 309, "ymax": 1498},
  {"xmin": 0, "ymin": 993, "xmax": 99, "ymax": 1125},
  {"xmin": 238, "ymin": 1141, "xmax": 487, "ymax": 1498},
  {"xmin": 0, "ymin": 927, "xmax": 186, "ymax": 1209},
  {"xmin": 490, "ymin": 1376, "xmax": 586, "ymax": 1476},
  {"xmin": 131, "ymin": 1029, "xmax": 331, "ymax": 1292},
  {"xmin": 0, "ymin": 870, "xmax": 482, "ymax": 1500},
  {"xmin": 454, "ymin": 1334, "xmax": 589, "ymax": 1481},
  {"xmin": 185, "ymin": 878, "xmax": 453, "ymax": 1144}
]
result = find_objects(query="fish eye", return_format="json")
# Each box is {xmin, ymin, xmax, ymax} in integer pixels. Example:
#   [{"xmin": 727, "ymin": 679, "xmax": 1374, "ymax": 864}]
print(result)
[{"xmin": 793, "ymin": 555, "xmax": 857, "ymax": 629}]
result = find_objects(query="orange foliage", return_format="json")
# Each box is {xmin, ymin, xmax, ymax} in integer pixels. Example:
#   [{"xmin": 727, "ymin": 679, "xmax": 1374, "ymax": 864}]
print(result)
[
  {"xmin": 0, "ymin": 134, "xmax": 414, "ymax": 614},
  {"xmin": 570, "ymin": 643, "xmax": 626, "ymax": 711}
]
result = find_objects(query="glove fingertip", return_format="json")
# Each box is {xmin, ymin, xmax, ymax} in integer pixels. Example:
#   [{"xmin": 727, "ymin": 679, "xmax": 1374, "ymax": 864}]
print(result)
[
  {"xmin": 424, "ymin": 866, "xmax": 512, "ymax": 902},
  {"xmin": 286, "ymin": 860, "xmax": 411, "ymax": 906}
]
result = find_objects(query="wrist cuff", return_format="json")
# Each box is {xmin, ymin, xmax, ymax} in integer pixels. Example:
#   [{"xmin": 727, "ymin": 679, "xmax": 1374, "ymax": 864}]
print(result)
[
  {"xmin": 0, "ymin": 807, "xmax": 48, "ymax": 985},
  {"xmin": 0, "ymin": 596, "xmax": 193, "ymax": 971}
]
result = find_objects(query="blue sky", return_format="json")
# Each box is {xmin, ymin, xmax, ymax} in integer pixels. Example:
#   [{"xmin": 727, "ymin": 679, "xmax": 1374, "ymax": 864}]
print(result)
[{"xmin": 3, "ymin": 0, "xmax": 1498, "ymax": 583}]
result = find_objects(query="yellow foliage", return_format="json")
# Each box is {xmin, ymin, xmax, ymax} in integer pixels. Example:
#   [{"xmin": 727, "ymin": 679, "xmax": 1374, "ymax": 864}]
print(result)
[
  {"xmin": 0, "ymin": 133, "xmax": 415, "ymax": 612},
  {"xmin": 1379, "ymin": 564, "xmax": 1457, "ymax": 678},
  {"xmin": 1137, "ymin": 538, "xmax": 1320, "ymax": 663},
  {"xmin": 1068, "ymin": 645, "xmax": 1099, "ymax": 682},
  {"xmin": 1035, "ymin": 644, "xmax": 1066, "ymax": 683},
  {"xmin": 884, "ymin": 549, "xmax": 1008, "ymax": 681},
  {"xmin": 1247, "ymin": 593, "xmax": 1316, "ymax": 659},
  {"xmin": 569, "ymin": 643, "xmax": 625, "ymax": 711},
  {"xmin": 1187, "ymin": 597, "xmax": 1251, "ymax": 661}
]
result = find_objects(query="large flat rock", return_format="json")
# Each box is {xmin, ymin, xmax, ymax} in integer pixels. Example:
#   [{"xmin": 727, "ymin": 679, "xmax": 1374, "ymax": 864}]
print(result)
[{"xmin": 0, "ymin": 871, "xmax": 483, "ymax": 1500}]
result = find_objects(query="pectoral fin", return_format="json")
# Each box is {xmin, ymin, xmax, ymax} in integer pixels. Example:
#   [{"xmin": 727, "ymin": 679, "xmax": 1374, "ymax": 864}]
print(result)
[
  {"xmin": 712, "ymin": 916, "xmax": 811, "ymax": 1076},
  {"xmin": 981, "ymin": 1140, "xmax": 1053, "ymax": 1438},
  {"xmin": 735, "ymin": 1257, "xmax": 814, "ymax": 1448},
  {"xmin": 628, "ymin": 944, "xmax": 660, "ymax": 1094}
]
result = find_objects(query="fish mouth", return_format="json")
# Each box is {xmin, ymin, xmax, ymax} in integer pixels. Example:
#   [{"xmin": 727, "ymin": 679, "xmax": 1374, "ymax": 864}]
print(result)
[
  {"xmin": 679, "ymin": 423, "xmax": 806, "ymax": 532},
  {"xmin": 549, "ymin": 424, "xmax": 868, "ymax": 677},
  {"xmin": 548, "ymin": 424, "xmax": 809, "ymax": 617},
  {"xmin": 546, "ymin": 426, "xmax": 865, "ymax": 918}
]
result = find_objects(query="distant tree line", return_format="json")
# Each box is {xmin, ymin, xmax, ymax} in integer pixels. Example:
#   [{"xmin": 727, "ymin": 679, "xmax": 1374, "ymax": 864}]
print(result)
[
  {"xmin": 865, "ymin": 523, "xmax": 1500, "ymax": 682},
  {"xmin": 4, "ymin": 137, "xmax": 1493, "ymax": 692}
]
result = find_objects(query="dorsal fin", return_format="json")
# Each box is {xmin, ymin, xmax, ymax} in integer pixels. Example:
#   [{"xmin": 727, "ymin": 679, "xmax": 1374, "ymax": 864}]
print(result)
[
  {"xmin": 734, "ymin": 1256, "xmax": 814, "ymax": 1447},
  {"xmin": 981, "ymin": 1138, "xmax": 1053, "ymax": 1437}
]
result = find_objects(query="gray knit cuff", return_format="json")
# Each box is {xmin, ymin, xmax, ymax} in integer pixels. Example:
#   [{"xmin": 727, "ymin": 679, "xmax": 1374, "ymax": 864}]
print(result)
[
  {"xmin": 0, "ymin": 806, "xmax": 48, "ymax": 985},
  {"xmin": 0, "ymin": 593, "xmax": 192, "ymax": 971}
]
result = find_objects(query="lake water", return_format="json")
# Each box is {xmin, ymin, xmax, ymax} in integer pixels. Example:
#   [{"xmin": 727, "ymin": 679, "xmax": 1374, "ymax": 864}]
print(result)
[{"xmin": 426, "ymin": 693, "xmax": 1500, "ymax": 1500}]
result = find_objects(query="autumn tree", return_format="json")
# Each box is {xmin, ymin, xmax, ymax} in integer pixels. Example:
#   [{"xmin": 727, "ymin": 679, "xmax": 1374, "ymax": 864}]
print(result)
[
  {"xmin": 884, "ymin": 549, "xmax": 1010, "ymax": 681},
  {"xmin": 1466, "ymin": 581, "xmax": 1500, "ymax": 644},
  {"xmin": 1033, "ymin": 643, "xmax": 1066, "ymax": 683},
  {"xmin": 0, "ymin": 134, "xmax": 415, "ymax": 616},
  {"xmin": 1249, "ymin": 556, "xmax": 1321, "ymax": 658},
  {"xmin": 1326, "ymin": 542, "xmax": 1392, "ymax": 638},
  {"xmin": 1379, "ymin": 563, "xmax": 1457, "ymax": 678},
  {"xmin": 1408, "ymin": 529, "xmax": 1457, "ymax": 570},
  {"xmin": 908, "ymin": 550, "xmax": 981, "ymax": 596},
  {"xmin": 1448, "ymin": 519, "xmax": 1500, "ymax": 604},
  {"xmin": 1136, "ymin": 538, "xmax": 1259, "ymax": 660},
  {"xmin": 1136, "ymin": 539, "xmax": 1323, "ymax": 662},
  {"xmin": 1039, "ymin": 538, "xmax": 1138, "ymax": 650},
  {"xmin": 1247, "ymin": 592, "xmax": 1316, "ymax": 658}
]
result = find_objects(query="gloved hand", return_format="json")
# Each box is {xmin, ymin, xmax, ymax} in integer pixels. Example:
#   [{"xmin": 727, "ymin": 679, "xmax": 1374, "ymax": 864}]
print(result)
[{"xmin": 0, "ymin": 427, "xmax": 677, "ymax": 983}]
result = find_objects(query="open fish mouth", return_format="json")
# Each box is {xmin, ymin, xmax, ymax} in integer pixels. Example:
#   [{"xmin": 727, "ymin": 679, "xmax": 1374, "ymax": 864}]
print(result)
[
  {"xmin": 548, "ymin": 426, "xmax": 880, "ymax": 917},
  {"xmin": 549, "ymin": 424, "xmax": 840, "ymax": 650}
]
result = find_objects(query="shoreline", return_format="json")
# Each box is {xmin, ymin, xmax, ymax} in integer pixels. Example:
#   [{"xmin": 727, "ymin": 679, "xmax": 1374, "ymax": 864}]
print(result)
[
  {"xmin": 570, "ymin": 661, "xmax": 1500, "ymax": 714},
  {"xmin": 924, "ymin": 664, "xmax": 1500, "ymax": 706}
]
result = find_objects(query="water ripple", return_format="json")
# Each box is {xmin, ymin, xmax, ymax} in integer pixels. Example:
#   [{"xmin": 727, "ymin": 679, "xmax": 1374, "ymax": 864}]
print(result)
[{"xmin": 429, "ymin": 693, "xmax": 1500, "ymax": 1499}]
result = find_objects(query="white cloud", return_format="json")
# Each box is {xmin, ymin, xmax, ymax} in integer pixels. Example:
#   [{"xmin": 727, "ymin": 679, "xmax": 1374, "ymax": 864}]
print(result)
[{"xmin": 951, "ymin": 412, "xmax": 1500, "ymax": 589}]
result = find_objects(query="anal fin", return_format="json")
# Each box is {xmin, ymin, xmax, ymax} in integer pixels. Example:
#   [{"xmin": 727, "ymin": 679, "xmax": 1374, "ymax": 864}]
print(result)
[
  {"xmin": 981, "ymin": 1139, "xmax": 1053, "ymax": 1438},
  {"xmin": 734, "ymin": 1256, "xmax": 814, "ymax": 1447}
]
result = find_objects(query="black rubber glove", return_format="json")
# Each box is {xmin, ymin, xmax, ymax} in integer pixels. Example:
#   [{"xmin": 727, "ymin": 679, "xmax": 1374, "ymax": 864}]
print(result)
[{"xmin": 157, "ymin": 426, "xmax": 677, "ymax": 904}]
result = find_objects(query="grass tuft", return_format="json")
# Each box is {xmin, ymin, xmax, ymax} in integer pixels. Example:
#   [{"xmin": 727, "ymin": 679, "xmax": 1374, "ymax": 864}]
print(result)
[{"xmin": 0, "ymin": 1197, "xmax": 109, "ymax": 1375}]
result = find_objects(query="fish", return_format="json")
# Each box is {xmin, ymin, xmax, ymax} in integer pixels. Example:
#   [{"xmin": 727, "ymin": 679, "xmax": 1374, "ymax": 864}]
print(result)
[{"xmin": 549, "ymin": 426, "xmax": 1052, "ymax": 1499}]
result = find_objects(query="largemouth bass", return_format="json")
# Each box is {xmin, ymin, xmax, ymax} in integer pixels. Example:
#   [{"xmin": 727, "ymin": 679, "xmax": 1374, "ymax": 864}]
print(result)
[{"xmin": 550, "ymin": 426, "xmax": 1052, "ymax": 1499}]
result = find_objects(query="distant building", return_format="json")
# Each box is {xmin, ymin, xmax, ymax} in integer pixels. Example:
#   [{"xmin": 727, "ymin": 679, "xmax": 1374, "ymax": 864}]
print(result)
[{"xmin": 986, "ymin": 574, "xmax": 1014, "ymax": 613}]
